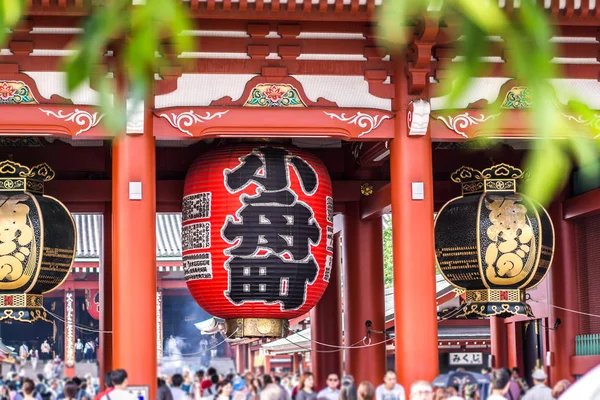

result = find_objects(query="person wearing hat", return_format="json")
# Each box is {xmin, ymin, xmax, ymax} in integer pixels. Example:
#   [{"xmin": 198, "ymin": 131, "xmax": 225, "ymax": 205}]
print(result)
[{"xmin": 522, "ymin": 370, "xmax": 552, "ymax": 400}]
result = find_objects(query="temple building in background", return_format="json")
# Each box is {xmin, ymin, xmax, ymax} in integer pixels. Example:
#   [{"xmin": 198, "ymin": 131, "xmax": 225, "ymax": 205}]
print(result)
[{"xmin": 0, "ymin": 1, "xmax": 596, "ymax": 396}]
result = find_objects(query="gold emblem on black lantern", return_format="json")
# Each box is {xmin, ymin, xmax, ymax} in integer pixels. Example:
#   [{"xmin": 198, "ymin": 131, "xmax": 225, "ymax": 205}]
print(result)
[
  {"xmin": 0, "ymin": 161, "xmax": 76, "ymax": 323},
  {"xmin": 434, "ymin": 163, "xmax": 554, "ymax": 319}
]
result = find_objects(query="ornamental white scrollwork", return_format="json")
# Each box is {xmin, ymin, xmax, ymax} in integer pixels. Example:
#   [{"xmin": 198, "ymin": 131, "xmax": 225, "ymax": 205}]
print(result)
[
  {"xmin": 159, "ymin": 110, "xmax": 229, "ymax": 136},
  {"xmin": 323, "ymin": 111, "xmax": 390, "ymax": 137},
  {"xmin": 436, "ymin": 112, "xmax": 501, "ymax": 138},
  {"xmin": 39, "ymin": 108, "xmax": 104, "ymax": 136},
  {"xmin": 408, "ymin": 99, "xmax": 431, "ymax": 136},
  {"xmin": 561, "ymin": 113, "xmax": 600, "ymax": 138}
]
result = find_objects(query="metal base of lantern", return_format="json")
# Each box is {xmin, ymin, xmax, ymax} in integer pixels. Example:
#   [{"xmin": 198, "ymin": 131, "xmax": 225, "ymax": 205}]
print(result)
[
  {"xmin": 0, "ymin": 294, "xmax": 49, "ymax": 323},
  {"xmin": 453, "ymin": 302, "xmax": 534, "ymax": 319},
  {"xmin": 225, "ymin": 318, "xmax": 289, "ymax": 338},
  {"xmin": 450, "ymin": 289, "xmax": 534, "ymax": 319}
]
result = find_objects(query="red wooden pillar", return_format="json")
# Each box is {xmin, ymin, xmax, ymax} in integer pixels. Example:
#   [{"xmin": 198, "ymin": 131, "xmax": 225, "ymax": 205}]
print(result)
[
  {"xmin": 292, "ymin": 353, "xmax": 300, "ymax": 374},
  {"xmin": 310, "ymin": 232, "xmax": 342, "ymax": 388},
  {"xmin": 235, "ymin": 346, "xmax": 240, "ymax": 373},
  {"xmin": 507, "ymin": 321, "xmax": 524, "ymax": 372},
  {"xmin": 248, "ymin": 348, "xmax": 255, "ymax": 373},
  {"xmin": 99, "ymin": 205, "xmax": 113, "ymax": 384},
  {"xmin": 112, "ymin": 109, "xmax": 157, "ymax": 394},
  {"xmin": 235, "ymin": 345, "xmax": 245, "ymax": 374},
  {"xmin": 390, "ymin": 69, "xmax": 439, "ymax": 387},
  {"xmin": 343, "ymin": 202, "xmax": 386, "ymax": 384},
  {"xmin": 64, "ymin": 285, "xmax": 76, "ymax": 378},
  {"xmin": 265, "ymin": 354, "xmax": 272, "ymax": 374},
  {"xmin": 548, "ymin": 201, "xmax": 578, "ymax": 383},
  {"xmin": 490, "ymin": 317, "xmax": 508, "ymax": 368}
]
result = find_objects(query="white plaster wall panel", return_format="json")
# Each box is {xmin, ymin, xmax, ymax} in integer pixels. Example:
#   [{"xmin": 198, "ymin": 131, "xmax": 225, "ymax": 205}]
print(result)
[
  {"xmin": 296, "ymin": 54, "xmax": 367, "ymax": 61},
  {"xmin": 31, "ymin": 27, "xmax": 84, "ymax": 34},
  {"xmin": 31, "ymin": 49, "xmax": 77, "ymax": 56},
  {"xmin": 178, "ymin": 52, "xmax": 250, "ymax": 59},
  {"xmin": 432, "ymin": 78, "xmax": 600, "ymax": 111},
  {"xmin": 296, "ymin": 32, "xmax": 365, "ymax": 39},
  {"xmin": 550, "ymin": 37, "xmax": 599, "ymax": 43},
  {"xmin": 551, "ymin": 79, "xmax": 600, "ymax": 110},
  {"xmin": 23, "ymin": 71, "xmax": 101, "ymax": 105},
  {"xmin": 181, "ymin": 30, "xmax": 250, "ymax": 38},
  {"xmin": 155, "ymin": 74, "xmax": 257, "ymax": 108},
  {"xmin": 432, "ymin": 78, "xmax": 512, "ymax": 110},
  {"xmin": 551, "ymin": 58, "xmax": 600, "ymax": 64},
  {"xmin": 292, "ymin": 75, "xmax": 392, "ymax": 110}
]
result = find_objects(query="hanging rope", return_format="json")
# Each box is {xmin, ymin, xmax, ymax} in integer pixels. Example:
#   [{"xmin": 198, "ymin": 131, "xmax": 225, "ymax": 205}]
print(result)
[
  {"xmin": 283, "ymin": 335, "xmax": 395, "ymax": 354},
  {"xmin": 163, "ymin": 329, "xmax": 240, "ymax": 359},
  {"xmin": 43, "ymin": 307, "xmax": 110, "ymax": 334},
  {"xmin": 529, "ymin": 299, "xmax": 600, "ymax": 319}
]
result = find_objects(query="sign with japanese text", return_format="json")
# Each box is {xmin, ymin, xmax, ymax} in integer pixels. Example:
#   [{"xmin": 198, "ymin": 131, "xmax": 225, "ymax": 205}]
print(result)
[
  {"xmin": 449, "ymin": 352, "xmax": 483, "ymax": 366},
  {"xmin": 64, "ymin": 291, "xmax": 75, "ymax": 367},
  {"xmin": 182, "ymin": 145, "xmax": 333, "ymax": 322},
  {"xmin": 156, "ymin": 291, "xmax": 163, "ymax": 363}
]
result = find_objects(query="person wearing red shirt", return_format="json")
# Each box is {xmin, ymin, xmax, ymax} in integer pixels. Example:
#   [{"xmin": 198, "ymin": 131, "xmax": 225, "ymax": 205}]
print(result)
[
  {"xmin": 94, "ymin": 372, "xmax": 114, "ymax": 400},
  {"xmin": 201, "ymin": 368, "xmax": 217, "ymax": 394}
]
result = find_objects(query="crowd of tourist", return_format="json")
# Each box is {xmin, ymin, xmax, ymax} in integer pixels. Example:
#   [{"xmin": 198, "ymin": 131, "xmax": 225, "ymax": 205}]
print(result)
[
  {"xmin": 153, "ymin": 367, "xmax": 570, "ymax": 400},
  {"xmin": 0, "ymin": 371, "xmax": 100, "ymax": 400},
  {"xmin": 0, "ymin": 366, "xmax": 571, "ymax": 400}
]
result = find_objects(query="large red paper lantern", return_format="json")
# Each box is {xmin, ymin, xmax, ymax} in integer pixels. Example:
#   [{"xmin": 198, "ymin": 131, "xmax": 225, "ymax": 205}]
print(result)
[
  {"xmin": 183, "ymin": 145, "xmax": 333, "ymax": 338},
  {"xmin": 85, "ymin": 289, "xmax": 100, "ymax": 320}
]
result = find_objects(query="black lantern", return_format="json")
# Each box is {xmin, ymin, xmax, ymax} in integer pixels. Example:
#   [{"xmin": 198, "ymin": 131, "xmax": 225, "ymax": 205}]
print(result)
[
  {"xmin": 434, "ymin": 164, "xmax": 554, "ymax": 318},
  {"xmin": 0, "ymin": 161, "xmax": 76, "ymax": 323}
]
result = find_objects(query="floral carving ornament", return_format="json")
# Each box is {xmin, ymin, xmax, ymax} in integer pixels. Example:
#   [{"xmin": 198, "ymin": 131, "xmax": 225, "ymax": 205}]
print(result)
[
  {"xmin": 244, "ymin": 84, "xmax": 306, "ymax": 108},
  {"xmin": 0, "ymin": 81, "xmax": 37, "ymax": 105}
]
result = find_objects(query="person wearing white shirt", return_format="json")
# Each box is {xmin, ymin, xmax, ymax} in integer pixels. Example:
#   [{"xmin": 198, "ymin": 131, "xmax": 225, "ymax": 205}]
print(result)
[
  {"xmin": 19, "ymin": 344, "xmax": 29, "ymax": 362},
  {"xmin": 170, "ymin": 374, "xmax": 191, "ymax": 400},
  {"xmin": 101, "ymin": 370, "xmax": 137, "ymax": 400},
  {"xmin": 75, "ymin": 339, "xmax": 84, "ymax": 362},
  {"xmin": 316, "ymin": 374, "xmax": 339, "ymax": 400},
  {"xmin": 375, "ymin": 371, "xmax": 405, "ymax": 400},
  {"xmin": 488, "ymin": 369, "xmax": 511, "ymax": 400},
  {"xmin": 408, "ymin": 381, "xmax": 432, "ymax": 400}
]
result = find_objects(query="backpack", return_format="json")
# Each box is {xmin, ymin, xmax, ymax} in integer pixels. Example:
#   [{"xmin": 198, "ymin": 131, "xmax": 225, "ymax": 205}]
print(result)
[
  {"xmin": 76, "ymin": 389, "xmax": 88, "ymax": 400},
  {"xmin": 36, "ymin": 384, "xmax": 51, "ymax": 400},
  {"xmin": 517, "ymin": 379, "xmax": 527, "ymax": 395},
  {"xmin": 205, "ymin": 386, "xmax": 216, "ymax": 397}
]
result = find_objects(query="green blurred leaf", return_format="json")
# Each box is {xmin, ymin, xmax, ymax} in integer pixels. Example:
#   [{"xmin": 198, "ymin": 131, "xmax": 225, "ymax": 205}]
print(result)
[
  {"xmin": 440, "ymin": 17, "xmax": 486, "ymax": 108},
  {"xmin": 0, "ymin": 0, "xmax": 26, "ymax": 48},
  {"xmin": 376, "ymin": 0, "xmax": 424, "ymax": 45},
  {"xmin": 0, "ymin": 0, "xmax": 25, "ymax": 27},
  {"xmin": 451, "ymin": 0, "xmax": 508, "ymax": 32},
  {"xmin": 522, "ymin": 140, "xmax": 570, "ymax": 205}
]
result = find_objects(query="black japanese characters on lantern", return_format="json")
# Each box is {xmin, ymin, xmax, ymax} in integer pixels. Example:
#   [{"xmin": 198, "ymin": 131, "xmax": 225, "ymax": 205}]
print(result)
[
  {"xmin": 222, "ymin": 147, "xmax": 321, "ymax": 311},
  {"xmin": 434, "ymin": 164, "xmax": 554, "ymax": 319},
  {"xmin": 183, "ymin": 145, "xmax": 332, "ymax": 338},
  {"xmin": 0, "ymin": 161, "xmax": 76, "ymax": 323}
]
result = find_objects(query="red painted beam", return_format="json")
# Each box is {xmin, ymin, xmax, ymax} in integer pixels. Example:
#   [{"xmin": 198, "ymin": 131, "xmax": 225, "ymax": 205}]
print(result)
[
  {"xmin": 360, "ymin": 183, "xmax": 391, "ymax": 220},
  {"xmin": 563, "ymin": 188, "xmax": 600, "ymax": 219},
  {"xmin": 361, "ymin": 181, "xmax": 460, "ymax": 219},
  {"xmin": 157, "ymin": 180, "xmax": 392, "ymax": 212},
  {"xmin": 438, "ymin": 319, "xmax": 489, "ymax": 327},
  {"xmin": 46, "ymin": 180, "xmax": 111, "ymax": 203},
  {"xmin": 570, "ymin": 355, "xmax": 600, "ymax": 376},
  {"xmin": 158, "ymin": 280, "xmax": 188, "ymax": 289},
  {"xmin": 333, "ymin": 181, "xmax": 388, "ymax": 203}
]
